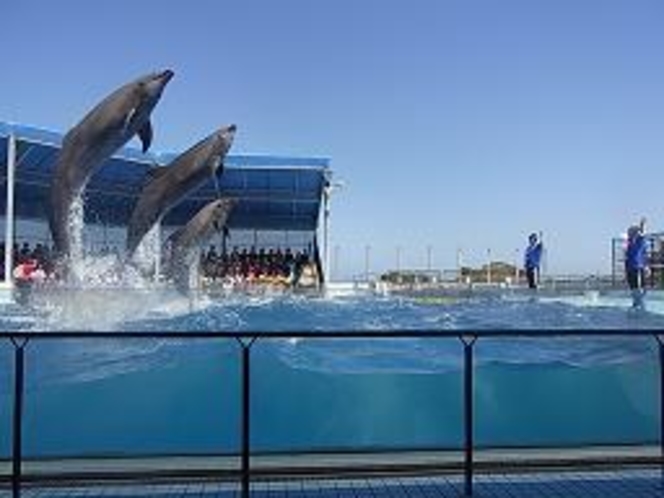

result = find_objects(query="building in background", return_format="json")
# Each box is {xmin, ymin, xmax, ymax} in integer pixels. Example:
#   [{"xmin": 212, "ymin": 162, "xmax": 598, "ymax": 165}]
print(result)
[{"xmin": 0, "ymin": 122, "xmax": 331, "ymax": 290}]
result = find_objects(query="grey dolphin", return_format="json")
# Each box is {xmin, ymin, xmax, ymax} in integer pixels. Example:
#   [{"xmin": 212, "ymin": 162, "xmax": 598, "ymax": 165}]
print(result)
[
  {"xmin": 49, "ymin": 70, "xmax": 174, "ymax": 261},
  {"xmin": 164, "ymin": 198, "xmax": 236, "ymax": 293},
  {"xmin": 126, "ymin": 125, "xmax": 236, "ymax": 258}
]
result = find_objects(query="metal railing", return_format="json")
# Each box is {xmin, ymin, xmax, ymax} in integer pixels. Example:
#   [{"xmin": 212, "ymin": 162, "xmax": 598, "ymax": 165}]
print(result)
[{"xmin": 1, "ymin": 329, "xmax": 662, "ymax": 497}]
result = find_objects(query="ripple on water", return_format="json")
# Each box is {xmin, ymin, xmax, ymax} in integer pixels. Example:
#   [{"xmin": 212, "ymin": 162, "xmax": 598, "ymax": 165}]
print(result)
[{"xmin": 0, "ymin": 291, "xmax": 660, "ymax": 383}]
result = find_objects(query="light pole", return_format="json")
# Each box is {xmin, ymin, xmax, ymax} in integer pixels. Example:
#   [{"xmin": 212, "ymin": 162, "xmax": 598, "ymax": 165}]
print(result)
[
  {"xmin": 457, "ymin": 248, "xmax": 464, "ymax": 283},
  {"xmin": 4, "ymin": 132, "xmax": 16, "ymax": 286},
  {"xmin": 486, "ymin": 248, "xmax": 492, "ymax": 284},
  {"xmin": 364, "ymin": 244, "xmax": 371, "ymax": 282},
  {"xmin": 426, "ymin": 245, "xmax": 433, "ymax": 272},
  {"xmin": 333, "ymin": 245, "xmax": 340, "ymax": 281}
]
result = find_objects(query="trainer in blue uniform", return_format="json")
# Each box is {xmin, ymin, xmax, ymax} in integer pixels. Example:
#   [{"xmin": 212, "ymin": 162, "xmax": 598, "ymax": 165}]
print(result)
[
  {"xmin": 524, "ymin": 233, "xmax": 543, "ymax": 289},
  {"xmin": 625, "ymin": 217, "xmax": 647, "ymax": 309}
]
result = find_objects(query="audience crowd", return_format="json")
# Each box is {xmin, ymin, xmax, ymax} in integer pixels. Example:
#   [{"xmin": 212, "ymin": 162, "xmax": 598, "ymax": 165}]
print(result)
[
  {"xmin": 200, "ymin": 245, "xmax": 314, "ymax": 285},
  {"xmin": 0, "ymin": 241, "xmax": 55, "ymax": 281},
  {"xmin": 0, "ymin": 240, "xmax": 316, "ymax": 287}
]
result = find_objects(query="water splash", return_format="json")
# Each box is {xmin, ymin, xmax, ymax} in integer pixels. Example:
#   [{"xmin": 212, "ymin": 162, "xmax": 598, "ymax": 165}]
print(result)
[
  {"xmin": 131, "ymin": 223, "xmax": 161, "ymax": 279},
  {"xmin": 31, "ymin": 195, "xmax": 190, "ymax": 328},
  {"xmin": 68, "ymin": 193, "xmax": 85, "ymax": 281},
  {"xmin": 61, "ymin": 194, "xmax": 167, "ymax": 291}
]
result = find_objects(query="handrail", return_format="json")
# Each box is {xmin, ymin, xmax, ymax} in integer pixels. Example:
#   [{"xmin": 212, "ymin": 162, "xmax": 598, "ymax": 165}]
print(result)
[
  {"xmin": 0, "ymin": 328, "xmax": 662, "ymax": 339},
  {"xmin": 2, "ymin": 328, "xmax": 662, "ymax": 498}
]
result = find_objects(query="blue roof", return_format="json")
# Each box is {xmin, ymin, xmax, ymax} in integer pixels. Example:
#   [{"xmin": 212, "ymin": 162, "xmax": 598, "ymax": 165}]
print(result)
[{"xmin": 0, "ymin": 122, "xmax": 331, "ymax": 231}]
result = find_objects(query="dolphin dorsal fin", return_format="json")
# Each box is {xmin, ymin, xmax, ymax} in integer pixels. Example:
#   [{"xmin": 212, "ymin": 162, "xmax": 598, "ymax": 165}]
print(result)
[{"xmin": 138, "ymin": 120, "xmax": 153, "ymax": 153}]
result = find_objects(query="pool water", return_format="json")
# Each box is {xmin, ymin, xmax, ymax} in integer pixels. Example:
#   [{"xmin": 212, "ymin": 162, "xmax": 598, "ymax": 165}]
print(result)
[{"xmin": 0, "ymin": 289, "xmax": 660, "ymax": 457}]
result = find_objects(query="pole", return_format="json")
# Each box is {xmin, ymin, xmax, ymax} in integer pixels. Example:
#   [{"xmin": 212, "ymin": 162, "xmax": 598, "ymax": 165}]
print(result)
[
  {"xmin": 11, "ymin": 338, "xmax": 28, "ymax": 498},
  {"xmin": 364, "ymin": 244, "xmax": 371, "ymax": 282},
  {"xmin": 540, "ymin": 232, "xmax": 547, "ymax": 284},
  {"xmin": 239, "ymin": 338, "xmax": 256, "ymax": 498},
  {"xmin": 461, "ymin": 335, "xmax": 477, "ymax": 497},
  {"xmin": 333, "ymin": 245, "xmax": 340, "ymax": 282},
  {"xmin": 323, "ymin": 188, "xmax": 330, "ymax": 285},
  {"xmin": 611, "ymin": 239, "xmax": 617, "ymax": 287},
  {"xmin": 426, "ymin": 245, "xmax": 432, "ymax": 272},
  {"xmin": 658, "ymin": 336, "xmax": 664, "ymax": 482},
  {"xmin": 5, "ymin": 133, "xmax": 16, "ymax": 286}
]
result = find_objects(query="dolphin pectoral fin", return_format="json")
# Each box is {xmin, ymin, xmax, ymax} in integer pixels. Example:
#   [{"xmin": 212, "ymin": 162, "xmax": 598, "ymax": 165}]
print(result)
[
  {"xmin": 209, "ymin": 156, "xmax": 223, "ymax": 172},
  {"xmin": 138, "ymin": 120, "xmax": 153, "ymax": 153}
]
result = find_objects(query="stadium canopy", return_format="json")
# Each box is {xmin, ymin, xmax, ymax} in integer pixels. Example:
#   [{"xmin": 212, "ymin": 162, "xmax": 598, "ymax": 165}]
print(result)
[{"xmin": 0, "ymin": 121, "xmax": 331, "ymax": 231}]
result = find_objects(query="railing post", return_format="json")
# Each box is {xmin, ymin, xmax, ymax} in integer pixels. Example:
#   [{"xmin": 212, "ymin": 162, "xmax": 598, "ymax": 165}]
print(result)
[
  {"xmin": 10, "ymin": 338, "xmax": 29, "ymax": 498},
  {"xmin": 237, "ymin": 337, "xmax": 257, "ymax": 498},
  {"xmin": 657, "ymin": 335, "xmax": 664, "ymax": 482},
  {"xmin": 460, "ymin": 335, "xmax": 477, "ymax": 497}
]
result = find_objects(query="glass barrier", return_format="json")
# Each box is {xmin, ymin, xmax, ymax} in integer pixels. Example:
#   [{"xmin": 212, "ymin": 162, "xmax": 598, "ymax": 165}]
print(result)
[
  {"xmin": 475, "ymin": 336, "xmax": 658, "ymax": 447},
  {"xmin": 21, "ymin": 339, "xmax": 240, "ymax": 457},
  {"xmin": 0, "ymin": 332, "xmax": 656, "ymax": 458}
]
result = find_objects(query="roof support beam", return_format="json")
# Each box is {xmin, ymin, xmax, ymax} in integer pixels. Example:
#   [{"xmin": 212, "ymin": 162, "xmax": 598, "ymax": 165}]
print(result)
[{"xmin": 4, "ymin": 133, "xmax": 16, "ymax": 285}]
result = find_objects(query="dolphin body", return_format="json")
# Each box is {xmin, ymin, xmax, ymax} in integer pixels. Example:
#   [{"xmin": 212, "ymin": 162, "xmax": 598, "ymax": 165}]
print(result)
[
  {"xmin": 49, "ymin": 70, "xmax": 174, "ymax": 262},
  {"xmin": 126, "ymin": 125, "xmax": 236, "ymax": 258},
  {"xmin": 164, "ymin": 198, "xmax": 236, "ymax": 293}
]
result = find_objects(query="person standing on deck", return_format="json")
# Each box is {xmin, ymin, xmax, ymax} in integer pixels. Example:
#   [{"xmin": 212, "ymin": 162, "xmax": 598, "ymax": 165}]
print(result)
[
  {"xmin": 625, "ymin": 217, "xmax": 648, "ymax": 310},
  {"xmin": 524, "ymin": 233, "xmax": 544, "ymax": 289}
]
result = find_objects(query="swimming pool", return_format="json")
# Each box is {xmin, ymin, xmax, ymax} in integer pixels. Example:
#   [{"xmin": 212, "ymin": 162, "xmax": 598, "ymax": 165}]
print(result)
[{"xmin": 0, "ymin": 289, "xmax": 660, "ymax": 458}]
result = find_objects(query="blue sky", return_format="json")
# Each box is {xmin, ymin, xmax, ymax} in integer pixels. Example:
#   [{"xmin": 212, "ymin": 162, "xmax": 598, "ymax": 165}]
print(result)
[{"xmin": 2, "ymin": 0, "xmax": 664, "ymax": 277}]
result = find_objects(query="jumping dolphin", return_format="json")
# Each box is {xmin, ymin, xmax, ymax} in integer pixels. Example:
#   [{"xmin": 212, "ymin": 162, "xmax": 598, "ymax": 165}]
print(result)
[
  {"xmin": 164, "ymin": 198, "xmax": 236, "ymax": 293},
  {"xmin": 126, "ymin": 125, "xmax": 236, "ymax": 258},
  {"xmin": 49, "ymin": 70, "xmax": 174, "ymax": 262}
]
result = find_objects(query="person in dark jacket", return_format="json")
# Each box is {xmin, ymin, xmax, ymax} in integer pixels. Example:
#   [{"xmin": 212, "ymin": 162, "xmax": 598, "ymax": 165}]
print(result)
[
  {"xmin": 625, "ymin": 217, "xmax": 647, "ymax": 310},
  {"xmin": 524, "ymin": 233, "xmax": 544, "ymax": 289}
]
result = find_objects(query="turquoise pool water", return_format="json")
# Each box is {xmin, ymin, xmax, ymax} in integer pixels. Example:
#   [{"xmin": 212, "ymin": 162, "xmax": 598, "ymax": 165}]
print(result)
[{"xmin": 0, "ymin": 290, "xmax": 660, "ymax": 457}]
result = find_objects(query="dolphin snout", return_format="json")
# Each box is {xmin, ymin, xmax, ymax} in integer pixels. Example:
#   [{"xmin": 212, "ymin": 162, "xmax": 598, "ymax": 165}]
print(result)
[
  {"xmin": 217, "ymin": 125, "xmax": 236, "ymax": 143},
  {"xmin": 160, "ymin": 69, "xmax": 175, "ymax": 83}
]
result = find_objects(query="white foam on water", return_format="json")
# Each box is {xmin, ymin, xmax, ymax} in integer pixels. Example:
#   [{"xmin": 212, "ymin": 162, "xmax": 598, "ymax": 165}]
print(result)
[
  {"xmin": 537, "ymin": 291, "xmax": 664, "ymax": 316},
  {"xmin": 27, "ymin": 199, "xmax": 200, "ymax": 329},
  {"xmin": 538, "ymin": 292, "xmax": 630, "ymax": 309},
  {"xmin": 33, "ymin": 286, "xmax": 172, "ymax": 331}
]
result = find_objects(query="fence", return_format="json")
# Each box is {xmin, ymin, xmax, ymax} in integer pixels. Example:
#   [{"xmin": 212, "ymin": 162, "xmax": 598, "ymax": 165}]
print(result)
[{"xmin": 1, "ymin": 329, "xmax": 662, "ymax": 497}]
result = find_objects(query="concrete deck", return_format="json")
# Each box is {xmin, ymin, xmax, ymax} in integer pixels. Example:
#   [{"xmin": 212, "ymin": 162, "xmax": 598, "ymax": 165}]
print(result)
[
  {"xmin": 1, "ymin": 445, "xmax": 658, "ymax": 483},
  {"xmin": 0, "ymin": 445, "xmax": 660, "ymax": 498},
  {"xmin": 4, "ymin": 468, "xmax": 661, "ymax": 497}
]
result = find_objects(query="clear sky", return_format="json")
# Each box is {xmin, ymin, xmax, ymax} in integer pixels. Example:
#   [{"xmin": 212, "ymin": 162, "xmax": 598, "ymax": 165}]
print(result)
[{"xmin": 2, "ymin": 0, "xmax": 664, "ymax": 278}]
